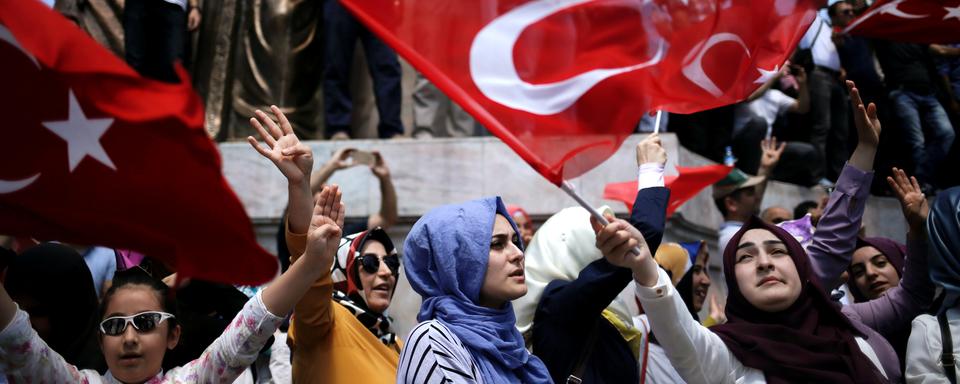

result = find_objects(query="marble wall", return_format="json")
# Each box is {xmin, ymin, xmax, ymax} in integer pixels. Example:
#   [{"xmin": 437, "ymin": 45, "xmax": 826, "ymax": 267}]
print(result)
[
  {"xmin": 223, "ymin": 133, "xmax": 906, "ymax": 253},
  {"xmin": 220, "ymin": 134, "xmax": 909, "ymax": 337}
]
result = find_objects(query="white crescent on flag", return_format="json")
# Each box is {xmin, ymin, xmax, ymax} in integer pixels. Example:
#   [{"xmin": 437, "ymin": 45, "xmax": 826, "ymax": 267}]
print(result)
[
  {"xmin": 682, "ymin": 33, "xmax": 753, "ymax": 97},
  {"xmin": 0, "ymin": 174, "xmax": 40, "ymax": 194},
  {"xmin": 0, "ymin": 23, "xmax": 42, "ymax": 194},
  {"xmin": 842, "ymin": 0, "xmax": 930, "ymax": 34},
  {"xmin": 469, "ymin": 0, "xmax": 667, "ymax": 115}
]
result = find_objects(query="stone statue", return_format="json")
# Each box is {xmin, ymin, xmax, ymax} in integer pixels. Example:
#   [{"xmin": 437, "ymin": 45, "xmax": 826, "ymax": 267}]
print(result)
[
  {"xmin": 52, "ymin": 0, "xmax": 398, "ymax": 140},
  {"xmin": 229, "ymin": 0, "xmax": 324, "ymax": 140}
]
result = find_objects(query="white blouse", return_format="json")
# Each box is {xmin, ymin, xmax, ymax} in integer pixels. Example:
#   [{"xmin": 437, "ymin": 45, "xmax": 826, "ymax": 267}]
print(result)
[
  {"xmin": 635, "ymin": 268, "xmax": 886, "ymax": 384},
  {"xmin": 0, "ymin": 291, "xmax": 283, "ymax": 384}
]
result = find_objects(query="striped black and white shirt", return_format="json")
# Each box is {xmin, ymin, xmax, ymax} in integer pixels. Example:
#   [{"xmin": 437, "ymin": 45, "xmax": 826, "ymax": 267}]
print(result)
[{"xmin": 397, "ymin": 320, "xmax": 484, "ymax": 384}]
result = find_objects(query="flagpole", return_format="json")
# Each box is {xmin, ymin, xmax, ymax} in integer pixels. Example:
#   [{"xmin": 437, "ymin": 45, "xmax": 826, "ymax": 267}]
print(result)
[
  {"xmin": 653, "ymin": 110, "xmax": 662, "ymax": 134},
  {"xmin": 560, "ymin": 180, "xmax": 610, "ymax": 225},
  {"xmin": 560, "ymin": 180, "xmax": 642, "ymax": 255}
]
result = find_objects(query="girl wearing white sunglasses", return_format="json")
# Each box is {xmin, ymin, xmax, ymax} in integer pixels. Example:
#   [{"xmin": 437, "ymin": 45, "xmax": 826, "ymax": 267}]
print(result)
[{"xmin": 0, "ymin": 185, "xmax": 346, "ymax": 384}]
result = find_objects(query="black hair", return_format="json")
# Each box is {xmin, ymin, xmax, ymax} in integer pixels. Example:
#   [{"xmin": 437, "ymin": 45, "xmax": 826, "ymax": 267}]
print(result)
[
  {"xmin": 827, "ymin": 1, "xmax": 849, "ymax": 17},
  {"xmin": 0, "ymin": 246, "xmax": 14, "ymax": 273},
  {"xmin": 99, "ymin": 267, "xmax": 179, "ymax": 335},
  {"xmin": 793, "ymin": 200, "xmax": 819, "ymax": 221},
  {"xmin": 714, "ymin": 188, "xmax": 749, "ymax": 217},
  {"xmin": 6, "ymin": 243, "xmax": 107, "ymax": 372},
  {"xmin": 714, "ymin": 197, "xmax": 728, "ymax": 217}
]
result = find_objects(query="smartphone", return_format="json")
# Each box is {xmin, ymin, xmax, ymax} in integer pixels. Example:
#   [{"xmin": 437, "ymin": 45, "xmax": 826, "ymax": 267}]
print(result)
[{"xmin": 348, "ymin": 150, "xmax": 376, "ymax": 167}]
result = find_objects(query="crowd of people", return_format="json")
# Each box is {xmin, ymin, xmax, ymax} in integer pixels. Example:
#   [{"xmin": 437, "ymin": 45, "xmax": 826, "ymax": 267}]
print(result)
[
  {"xmin": 3, "ymin": 0, "xmax": 958, "ymax": 383},
  {"xmin": 0, "ymin": 79, "xmax": 958, "ymax": 383},
  {"xmin": 665, "ymin": 1, "xmax": 960, "ymax": 194}
]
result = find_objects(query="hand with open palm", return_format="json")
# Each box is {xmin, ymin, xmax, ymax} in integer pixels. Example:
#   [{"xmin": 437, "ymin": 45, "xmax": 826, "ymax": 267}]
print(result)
[
  {"xmin": 304, "ymin": 185, "xmax": 345, "ymax": 265},
  {"xmin": 247, "ymin": 106, "xmax": 314, "ymax": 185},
  {"xmin": 759, "ymin": 136, "xmax": 786, "ymax": 173},
  {"xmin": 887, "ymin": 167, "xmax": 928, "ymax": 232}
]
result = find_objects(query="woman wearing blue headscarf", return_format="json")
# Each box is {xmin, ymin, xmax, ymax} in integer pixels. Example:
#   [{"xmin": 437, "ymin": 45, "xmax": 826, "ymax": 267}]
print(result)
[
  {"xmin": 397, "ymin": 197, "xmax": 552, "ymax": 383},
  {"xmin": 906, "ymin": 186, "xmax": 960, "ymax": 382}
]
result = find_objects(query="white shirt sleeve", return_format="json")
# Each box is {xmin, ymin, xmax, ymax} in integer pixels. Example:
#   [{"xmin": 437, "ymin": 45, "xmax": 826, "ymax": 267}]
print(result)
[
  {"xmin": 638, "ymin": 163, "xmax": 666, "ymax": 191},
  {"xmin": 635, "ymin": 268, "xmax": 748, "ymax": 384}
]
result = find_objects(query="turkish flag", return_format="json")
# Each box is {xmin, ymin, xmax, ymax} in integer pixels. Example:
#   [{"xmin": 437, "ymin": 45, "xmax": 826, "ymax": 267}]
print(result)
[
  {"xmin": 0, "ymin": 0, "xmax": 277, "ymax": 285},
  {"xmin": 603, "ymin": 165, "xmax": 732, "ymax": 217},
  {"xmin": 340, "ymin": 0, "xmax": 817, "ymax": 183},
  {"xmin": 844, "ymin": 0, "xmax": 960, "ymax": 44}
]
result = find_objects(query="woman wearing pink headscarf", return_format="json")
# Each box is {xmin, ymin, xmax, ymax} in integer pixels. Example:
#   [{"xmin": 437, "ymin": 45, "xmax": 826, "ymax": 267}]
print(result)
[{"xmin": 507, "ymin": 205, "xmax": 535, "ymax": 246}]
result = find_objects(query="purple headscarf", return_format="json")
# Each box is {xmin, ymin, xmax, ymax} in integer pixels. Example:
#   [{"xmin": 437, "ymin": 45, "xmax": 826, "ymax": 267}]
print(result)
[
  {"xmin": 848, "ymin": 237, "xmax": 907, "ymax": 302},
  {"xmin": 710, "ymin": 217, "xmax": 886, "ymax": 384}
]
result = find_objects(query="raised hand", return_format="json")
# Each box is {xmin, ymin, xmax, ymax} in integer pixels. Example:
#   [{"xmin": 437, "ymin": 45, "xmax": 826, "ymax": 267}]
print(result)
[
  {"xmin": 327, "ymin": 147, "xmax": 357, "ymax": 171},
  {"xmin": 260, "ymin": 184, "xmax": 345, "ymax": 317},
  {"xmin": 847, "ymin": 80, "xmax": 881, "ymax": 148},
  {"xmin": 636, "ymin": 133, "xmax": 667, "ymax": 167},
  {"xmin": 886, "ymin": 167, "xmax": 929, "ymax": 231},
  {"xmin": 591, "ymin": 213, "xmax": 657, "ymax": 287},
  {"xmin": 247, "ymin": 106, "xmax": 313, "ymax": 185},
  {"xmin": 370, "ymin": 151, "xmax": 391, "ymax": 179},
  {"xmin": 304, "ymin": 185, "xmax": 345, "ymax": 265},
  {"xmin": 759, "ymin": 136, "xmax": 786, "ymax": 172}
]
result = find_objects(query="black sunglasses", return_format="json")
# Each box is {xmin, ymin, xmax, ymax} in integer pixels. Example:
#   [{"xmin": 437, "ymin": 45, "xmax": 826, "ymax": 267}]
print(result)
[
  {"xmin": 357, "ymin": 254, "xmax": 400, "ymax": 275},
  {"xmin": 100, "ymin": 311, "xmax": 175, "ymax": 336}
]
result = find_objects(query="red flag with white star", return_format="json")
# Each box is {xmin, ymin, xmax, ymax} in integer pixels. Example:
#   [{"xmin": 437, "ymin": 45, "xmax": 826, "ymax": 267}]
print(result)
[
  {"xmin": 844, "ymin": 0, "xmax": 960, "ymax": 44},
  {"xmin": 339, "ymin": 0, "xmax": 818, "ymax": 184},
  {"xmin": 603, "ymin": 165, "xmax": 732, "ymax": 217},
  {"xmin": 0, "ymin": 0, "xmax": 277, "ymax": 285}
]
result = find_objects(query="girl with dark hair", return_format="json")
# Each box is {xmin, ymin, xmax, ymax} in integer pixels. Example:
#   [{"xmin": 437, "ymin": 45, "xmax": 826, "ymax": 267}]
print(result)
[{"xmin": 0, "ymin": 185, "xmax": 346, "ymax": 383}]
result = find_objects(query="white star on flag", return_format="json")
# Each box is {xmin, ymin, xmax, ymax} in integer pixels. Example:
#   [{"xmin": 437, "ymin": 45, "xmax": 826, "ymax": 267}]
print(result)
[
  {"xmin": 945, "ymin": 5, "xmax": 960, "ymax": 21},
  {"xmin": 754, "ymin": 65, "xmax": 780, "ymax": 85},
  {"xmin": 42, "ymin": 90, "xmax": 116, "ymax": 172}
]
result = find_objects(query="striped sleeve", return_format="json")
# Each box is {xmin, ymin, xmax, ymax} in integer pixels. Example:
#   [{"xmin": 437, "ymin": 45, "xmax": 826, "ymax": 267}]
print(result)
[{"xmin": 396, "ymin": 320, "xmax": 483, "ymax": 384}]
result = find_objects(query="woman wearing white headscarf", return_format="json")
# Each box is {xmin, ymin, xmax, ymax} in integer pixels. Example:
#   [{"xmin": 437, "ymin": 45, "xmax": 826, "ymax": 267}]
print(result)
[{"xmin": 515, "ymin": 134, "xmax": 670, "ymax": 384}]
